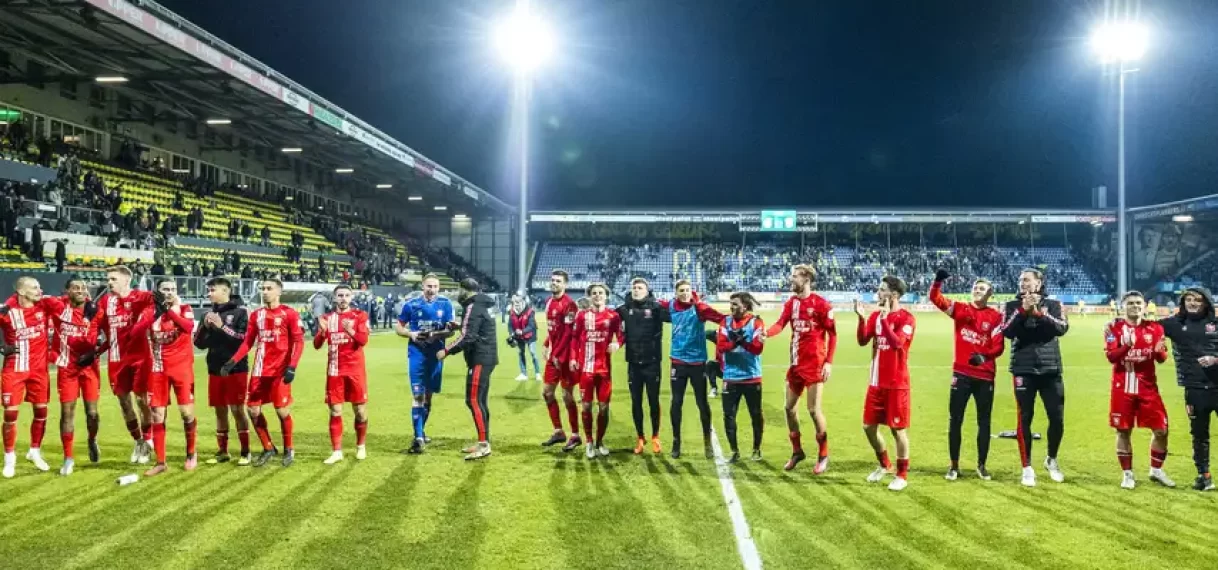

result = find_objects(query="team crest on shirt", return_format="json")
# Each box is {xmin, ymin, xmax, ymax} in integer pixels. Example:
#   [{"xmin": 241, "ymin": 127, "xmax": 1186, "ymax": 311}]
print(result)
[
  {"xmin": 807, "ymin": 307, "xmax": 815, "ymax": 316},
  {"xmin": 1014, "ymin": 376, "xmax": 1024, "ymax": 387},
  {"xmin": 274, "ymin": 317, "xmax": 283, "ymax": 326},
  {"xmin": 981, "ymin": 322, "xmax": 991, "ymax": 331},
  {"xmin": 1144, "ymin": 334, "xmax": 1153, "ymax": 343},
  {"xmin": 438, "ymin": 310, "xmax": 445, "ymax": 319},
  {"xmin": 34, "ymin": 311, "xmax": 43, "ymax": 321},
  {"xmin": 644, "ymin": 309, "xmax": 652, "ymax": 318},
  {"xmin": 225, "ymin": 315, "xmax": 234, "ymax": 324},
  {"xmin": 123, "ymin": 302, "xmax": 131, "ymax": 310},
  {"xmin": 1207, "ymin": 323, "xmax": 1217, "ymax": 334}
]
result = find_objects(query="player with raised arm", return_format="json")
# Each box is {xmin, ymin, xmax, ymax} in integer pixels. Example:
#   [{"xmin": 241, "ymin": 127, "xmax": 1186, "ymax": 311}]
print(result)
[
  {"xmin": 223, "ymin": 279, "xmax": 304, "ymax": 467},
  {"xmin": 928, "ymin": 268, "xmax": 1005, "ymax": 481},
  {"xmin": 855, "ymin": 276, "xmax": 917, "ymax": 492},
  {"xmin": 50, "ymin": 277, "xmax": 100, "ymax": 474},
  {"xmin": 438, "ymin": 278, "xmax": 499, "ymax": 461},
  {"xmin": 1105, "ymin": 291, "xmax": 1175, "ymax": 489},
  {"xmin": 194, "ymin": 277, "xmax": 252, "ymax": 465},
  {"xmin": 661, "ymin": 280, "xmax": 725, "ymax": 459},
  {"xmin": 570, "ymin": 283, "xmax": 623, "ymax": 459},
  {"xmin": 999, "ymin": 268, "xmax": 1070, "ymax": 487},
  {"xmin": 315, "ymin": 285, "xmax": 370, "ymax": 464},
  {"xmin": 617, "ymin": 278, "xmax": 670, "ymax": 455},
  {"xmin": 143, "ymin": 278, "xmax": 199, "ymax": 476},
  {"xmin": 716, "ymin": 292, "xmax": 766, "ymax": 463},
  {"xmin": 765, "ymin": 264, "xmax": 837, "ymax": 474},
  {"xmin": 88, "ymin": 265, "xmax": 156, "ymax": 464},
  {"xmin": 540, "ymin": 270, "xmax": 584, "ymax": 451},
  {"xmin": 395, "ymin": 274, "xmax": 456, "ymax": 454},
  {"xmin": 0, "ymin": 277, "xmax": 66, "ymax": 477}
]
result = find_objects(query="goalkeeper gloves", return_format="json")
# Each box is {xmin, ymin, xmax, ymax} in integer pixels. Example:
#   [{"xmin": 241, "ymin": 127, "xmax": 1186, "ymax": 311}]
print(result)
[
  {"xmin": 968, "ymin": 353, "xmax": 986, "ymax": 366},
  {"xmin": 934, "ymin": 268, "xmax": 951, "ymax": 283},
  {"xmin": 76, "ymin": 350, "xmax": 96, "ymax": 367},
  {"xmin": 283, "ymin": 367, "xmax": 296, "ymax": 384}
]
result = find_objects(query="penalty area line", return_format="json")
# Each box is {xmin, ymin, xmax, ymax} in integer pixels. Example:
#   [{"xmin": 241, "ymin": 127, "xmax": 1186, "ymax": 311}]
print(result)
[{"xmin": 708, "ymin": 426, "xmax": 763, "ymax": 570}]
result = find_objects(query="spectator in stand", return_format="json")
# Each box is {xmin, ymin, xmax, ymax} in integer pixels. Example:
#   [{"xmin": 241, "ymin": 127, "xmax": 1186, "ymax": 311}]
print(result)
[
  {"xmin": 227, "ymin": 219, "xmax": 239, "ymax": 241},
  {"xmin": 261, "ymin": 226, "xmax": 271, "ymax": 248},
  {"xmin": 54, "ymin": 239, "xmax": 66, "ymax": 273},
  {"xmin": 240, "ymin": 222, "xmax": 253, "ymax": 243}
]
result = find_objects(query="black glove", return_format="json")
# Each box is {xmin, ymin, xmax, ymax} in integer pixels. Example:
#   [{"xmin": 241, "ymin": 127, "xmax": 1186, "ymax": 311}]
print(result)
[
  {"xmin": 283, "ymin": 367, "xmax": 296, "ymax": 384},
  {"xmin": 727, "ymin": 329, "xmax": 745, "ymax": 346},
  {"xmin": 0, "ymin": 305, "xmax": 10, "ymax": 316},
  {"xmin": 0, "ymin": 344, "xmax": 15, "ymax": 357},
  {"xmin": 506, "ymin": 337, "xmax": 518, "ymax": 348},
  {"xmin": 704, "ymin": 330, "xmax": 718, "ymax": 343},
  {"xmin": 82, "ymin": 301, "xmax": 97, "ymax": 321},
  {"xmin": 220, "ymin": 359, "xmax": 236, "ymax": 377},
  {"xmin": 76, "ymin": 350, "xmax": 96, "ymax": 367},
  {"xmin": 968, "ymin": 353, "xmax": 986, "ymax": 366},
  {"xmin": 934, "ymin": 268, "xmax": 951, "ymax": 283},
  {"xmin": 446, "ymin": 322, "xmax": 460, "ymax": 332},
  {"xmin": 704, "ymin": 359, "xmax": 720, "ymax": 380}
]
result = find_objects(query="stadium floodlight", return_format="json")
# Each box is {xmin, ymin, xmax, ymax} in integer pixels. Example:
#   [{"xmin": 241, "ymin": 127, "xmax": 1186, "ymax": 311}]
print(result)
[
  {"xmin": 335, "ymin": 168, "xmax": 354, "ymax": 174},
  {"xmin": 95, "ymin": 76, "xmax": 128, "ymax": 83},
  {"xmin": 454, "ymin": 214, "xmax": 468, "ymax": 220},
  {"xmin": 205, "ymin": 119, "xmax": 232, "ymax": 125},
  {"xmin": 1092, "ymin": 22, "xmax": 1149, "ymax": 64},
  {"xmin": 281, "ymin": 147, "xmax": 303, "ymax": 153},
  {"xmin": 1173, "ymin": 215, "xmax": 1194, "ymax": 223},
  {"xmin": 376, "ymin": 183, "xmax": 392, "ymax": 189},
  {"xmin": 493, "ymin": 4, "xmax": 554, "ymax": 76},
  {"xmin": 434, "ymin": 205, "xmax": 448, "ymax": 211},
  {"xmin": 1092, "ymin": 19, "xmax": 1150, "ymax": 297},
  {"xmin": 408, "ymin": 196, "xmax": 423, "ymax": 201}
]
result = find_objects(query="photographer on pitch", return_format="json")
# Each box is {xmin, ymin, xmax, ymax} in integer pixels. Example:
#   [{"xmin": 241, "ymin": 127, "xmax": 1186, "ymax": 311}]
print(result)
[
  {"xmin": 1158, "ymin": 287, "xmax": 1218, "ymax": 491},
  {"xmin": 999, "ymin": 268, "xmax": 1069, "ymax": 487}
]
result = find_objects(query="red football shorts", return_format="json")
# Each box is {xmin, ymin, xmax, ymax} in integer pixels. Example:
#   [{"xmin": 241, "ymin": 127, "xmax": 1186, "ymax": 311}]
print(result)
[
  {"xmin": 1109, "ymin": 389, "xmax": 1168, "ymax": 431},
  {"xmin": 579, "ymin": 372, "xmax": 612, "ymax": 404},
  {"xmin": 248, "ymin": 375, "xmax": 293, "ymax": 408},
  {"xmin": 57, "ymin": 366, "xmax": 101, "ymax": 403},
  {"xmin": 208, "ymin": 373, "xmax": 248, "ymax": 407},
  {"xmin": 786, "ymin": 366, "xmax": 826, "ymax": 395},
  {"xmin": 326, "ymin": 375, "xmax": 368, "ymax": 405},
  {"xmin": 863, "ymin": 386, "xmax": 911, "ymax": 429},
  {"xmin": 147, "ymin": 365, "xmax": 195, "ymax": 408},
  {"xmin": 2, "ymin": 373, "xmax": 49, "ymax": 406},
  {"xmin": 109, "ymin": 360, "xmax": 149, "ymax": 397},
  {"xmin": 544, "ymin": 362, "xmax": 577, "ymax": 389}
]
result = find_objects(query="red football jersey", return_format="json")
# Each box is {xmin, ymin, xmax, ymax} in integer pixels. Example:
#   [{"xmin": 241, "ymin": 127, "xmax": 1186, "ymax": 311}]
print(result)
[
  {"xmin": 50, "ymin": 297, "xmax": 99, "ymax": 370},
  {"xmin": 857, "ymin": 309, "xmax": 916, "ymax": 389},
  {"xmin": 149, "ymin": 304, "xmax": 195, "ymax": 373},
  {"xmin": 1105, "ymin": 319, "xmax": 1167, "ymax": 395},
  {"xmin": 570, "ymin": 306, "xmax": 624, "ymax": 375},
  {"xmin": 93, "ymin": 290, "xmax": 156, "ymax": 364},
  {"xmin": 929, "ymin": 282, "xmax": 1005, "ymax": 380},
  {"xmin": 544, "ymin": 294, "xmax": 578, "ymax": 363},
  {"xmin": 314, "ymin": 308, "xmax": 370, "ymax": 378},
  {"xmin": 766, "ymin": 293, "xmax": 837, "ymax": 377},
  {"xmin": 232, "ymin": 305, "xmax": 305, "ymax": 378},
  {"xmin": 0, "ymin": 295, "xmax": 63, "ymax": 380}
]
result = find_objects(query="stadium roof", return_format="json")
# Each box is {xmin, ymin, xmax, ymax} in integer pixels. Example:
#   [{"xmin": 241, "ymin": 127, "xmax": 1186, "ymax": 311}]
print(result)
[
  {"xmin": 0, "ymin": 0, "xmax": 511, "ymax": 215},
  {"xmin": 531, "ymin": 208, "xmax": 1116, "ymax": 225}
]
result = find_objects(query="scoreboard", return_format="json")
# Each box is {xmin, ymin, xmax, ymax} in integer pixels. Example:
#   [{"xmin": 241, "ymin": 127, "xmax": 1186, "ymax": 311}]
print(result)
[{"xmin": 760, "ymin": 210, "xmax": 797, "ymax": 232}]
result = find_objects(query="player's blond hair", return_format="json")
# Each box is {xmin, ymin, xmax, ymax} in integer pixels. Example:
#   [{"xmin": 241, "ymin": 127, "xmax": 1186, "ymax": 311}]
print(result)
[
  {"xmin": 106, "ymin": 265, "xmax": 132, "ymax": 278},
  {"xmin": 792, "ymin": 264, "xmax": 816, "ymax": 284}
]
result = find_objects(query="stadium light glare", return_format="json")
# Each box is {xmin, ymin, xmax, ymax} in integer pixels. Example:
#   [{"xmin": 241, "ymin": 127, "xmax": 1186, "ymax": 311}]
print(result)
[
  {"xmin": 434, "ymin": 206, "xmax": 448, "ymax": 211},
  {"xmin": 1172, "ymin": 215, "xmax": 1194, "ymax": 223},
  {"xmin": 1092, "ymin": 22, "xmax": 1149, "ymax": 64},
  {"xmin": 281, "ymin": 147, "xmax": 303, "ymax": 153},
  {"xmin": 494, "ymin": 5, "xmax": 554, "ymax": 76},
  {"xmin": 205, "ymin": 119, "xmax": 232, "ymax": 125},
  {"xmin": 408, "ymin": 196, "xmax": 423, "ymax": 201},
  {"xmin": 454, "ymin": 214, "xmax": 468, "ymax": 220},
  {"xmin": 376, "ymin": 183, "xmax": 392, "ymax": 189},
  {"xmin": 95, "ymin": 76, "xmax": 128, "ymax": 83},
  {"xmin": 335, "ymin": 168, "xmax": 354, "ymax": 174}
]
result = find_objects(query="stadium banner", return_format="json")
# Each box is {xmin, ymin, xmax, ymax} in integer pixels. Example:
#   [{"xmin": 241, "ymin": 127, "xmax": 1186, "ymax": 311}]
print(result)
[
  {"xmin": 282, "ymin": 88, "xmax": 312, "ymax": 115},
  {"xmin": 312, "ymin": 106, "xmax": 344, "ymax": 130},
  {"xmin": 1131, "ymin": 196, "xmax": 1218, "ymax": 221}
]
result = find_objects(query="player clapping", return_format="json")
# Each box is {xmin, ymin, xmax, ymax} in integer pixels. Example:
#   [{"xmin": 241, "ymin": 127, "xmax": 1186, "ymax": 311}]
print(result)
[
  {"xmin": 765, "ymin": 264, "xmax": 837, "ymax": 474},
  {"xmin": 225, "ymin": 279, "xmax": 304, "ymax": 468},
  {"xmin": 315, "ymin": 285, "xmax": 371, "ymax": 464},
  {"xmin": 143, "ymin": 279, "xmax": 199, "ymax": 476},
  {"xmin": 194, "ymin": 277, "xmax": 252, "ymax": 465},
  {"xmin": 49, "ymin": 277, "xmax": 100, "ymax": 475},
  {"xmin": 716, "ymin": 293, "xmax": 766, "ymax": 463},
  {"xmin": 1105, "ymin": 291, "xmax": 1175, "ymax": 489},
  {"xmin": 855, "ymin": 276, "xmax": 916, "ymax": 491},
  {"xmin": 928, "ymin": 268, "xmax": 1004, "ymax": 481},
  {"xmin": 570, "ymin": 284, "xmax": 623, "ymax": 459}
]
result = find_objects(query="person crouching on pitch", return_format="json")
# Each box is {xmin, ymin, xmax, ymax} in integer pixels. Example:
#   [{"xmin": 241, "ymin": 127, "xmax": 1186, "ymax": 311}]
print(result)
[
  {"xmin": 438, "ymin": 278, "xmax": 498, "ymax": 461},
  {"xmin": 716, "ymin": 292, "xmax": 766, "ymax": 463}
]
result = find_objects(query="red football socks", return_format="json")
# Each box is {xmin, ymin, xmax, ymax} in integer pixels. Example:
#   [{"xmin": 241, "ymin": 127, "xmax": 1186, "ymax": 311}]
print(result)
[
  {"xmin": 152, "ymin": 422, "xmax": 167, "ymax": 463},
  {"xmin": 546, "ymin": 399, "xmax": 562, "ymax": 430},
  {"xmin": 567, "ymin": 401, "xmax": 580, "ymax": 435},
  {"xmin": 896, "ymin": 458, "xmax": 909, "ymax": 479},
  {"xmin": 237, "ymin": 429, "xmax": 250, "ymax": 455},
  {"xmin": 1150, "ymin": 448, "xmax": 1167, "ymax": 470},
  {"xmin": 582, "ymin": 409, "xmax": 594, "ymax": 442},
  {"xmin": 62, "ymin": 432, "xmax": 75, "ymax": 460},
  {"xmin": 816, "ymin": 432, "xmax": 829, "ymax": 459},
  {"xmin": 789, "ymin": 431, "xmax": 802, "ymax": 453},
  {"xmin": 253, "ymin": 415, "xmax": 273, "ymax": 450},
  {"xmin": 329, "ymin": 416, "xmax": 343, "ymax": 451},
  {"xmin": 1118, "ymin": 451, "xmax": 1133, "ymax": 471},
  {"xmin": 30, "ymin": 406, "xmax": 47, "ymax": 448},
  {"xmin": 3, "ymin": 409, "xmax": 18, "ymax": 453},
  {"xmin": 877, "ymin": 450, "xmax": 892, "ymax": 470},
  {"xmin": 354, "ymin": 419, "xmax": 367, "ymax": 446},
  {"xmin": 184, "ymin": 419, "xmax": 197, "ymax": 456},
  {"xmin": 279, "ymin": 414, "xmax": 294, "ymax": 450}
]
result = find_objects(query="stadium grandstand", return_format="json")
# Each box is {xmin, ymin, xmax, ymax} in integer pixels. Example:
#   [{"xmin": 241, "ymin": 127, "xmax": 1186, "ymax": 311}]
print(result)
[{"xmin": 0, "ymin": 0, "xmax": 514, "ymax": 301}]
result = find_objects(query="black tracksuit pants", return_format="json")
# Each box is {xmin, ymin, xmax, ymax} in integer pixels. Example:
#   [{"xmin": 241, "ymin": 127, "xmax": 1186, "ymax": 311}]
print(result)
[
  {"xmin": 671, "ymin": 363, "xmax": 712, "ymax": 444},
  {"xmin": 628, "ymin": 362, "xmax": 662, "ymax": 438},
  {"xmin": 721, "ymin": 382, "xmax": 763, "ymax": 453},
  {"xmin": 1013, "ymin": 373, "xmax": 1064, "ymax": 467},
  {"xmin": 1185, "ymin": 387, "xmax": 1218, "ymax": 475},
  {"xmin": 465, "ymin": 364, "xmax": 494, "ymax": 442},
  {"xmin": 948, "ymin": 374, "xmax": 994, "ymax": 467}
]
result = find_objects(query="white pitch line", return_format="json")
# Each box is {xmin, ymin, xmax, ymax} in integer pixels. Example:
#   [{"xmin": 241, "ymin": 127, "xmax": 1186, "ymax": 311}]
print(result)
[{"xmin": 708, "ymin": 426, "xmax": 763, "ymax": 570}]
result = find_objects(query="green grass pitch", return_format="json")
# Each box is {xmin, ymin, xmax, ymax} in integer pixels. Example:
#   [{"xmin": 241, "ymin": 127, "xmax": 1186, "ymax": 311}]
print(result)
[{"xmin": 2, "ymin": 311, "xmax": 1216, "ymax": 569}]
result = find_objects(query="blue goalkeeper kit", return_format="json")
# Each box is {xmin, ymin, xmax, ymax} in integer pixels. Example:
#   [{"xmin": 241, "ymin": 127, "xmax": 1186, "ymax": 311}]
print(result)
[{"xmin": 399, "ymin": 295, "xmax": 455, "ymax": 440}]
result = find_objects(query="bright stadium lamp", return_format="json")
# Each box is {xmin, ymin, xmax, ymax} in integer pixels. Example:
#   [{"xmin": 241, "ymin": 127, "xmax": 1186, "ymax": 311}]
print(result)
[{"xmin": 1092, "ymin": 19, "xmax": 1149, "ymax": 297}]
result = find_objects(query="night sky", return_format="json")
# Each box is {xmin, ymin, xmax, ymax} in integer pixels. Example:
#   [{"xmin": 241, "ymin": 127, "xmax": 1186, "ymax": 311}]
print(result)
[{"xmin": 156, "ymin": 0, "xmax": 1218, "ymax": 210}]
